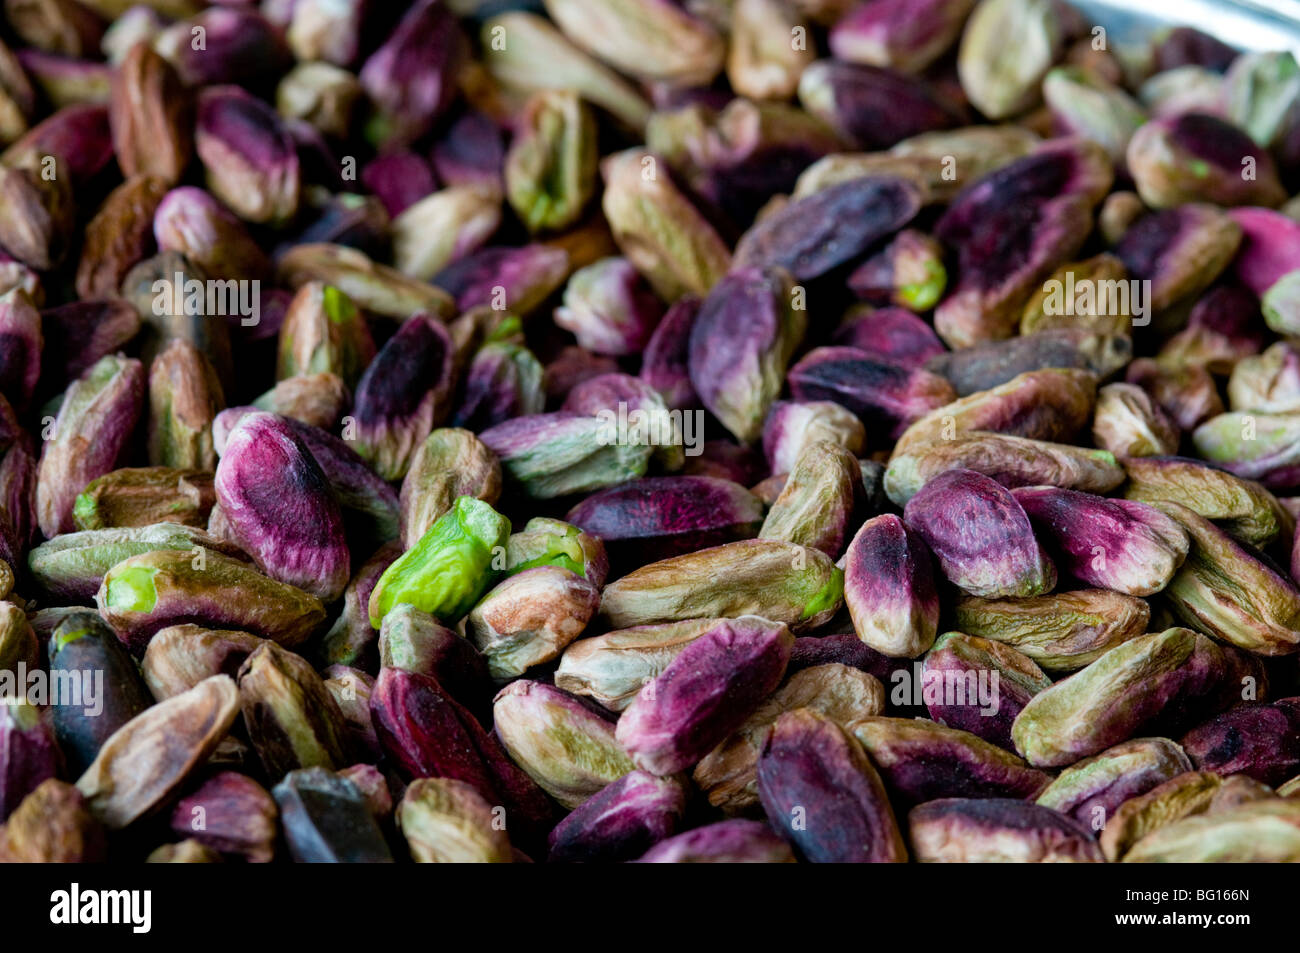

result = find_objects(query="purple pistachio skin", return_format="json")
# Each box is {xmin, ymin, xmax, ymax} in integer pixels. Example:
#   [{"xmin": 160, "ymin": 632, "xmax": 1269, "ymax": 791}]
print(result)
[
  {"xmin": 0, "ymin": 290, "xmax": 40, "ymax": 414},
  {"xmin": 758, "ymin": 709, "xmax": 906, "ymax": 863},
  {"xmin": 157, "ymin": 7, "xmax": 291, "ymax": 87},
  {"xmin": 369, "ymin": 667, "xmax": 554, "ymax": 851},
  {"xmin": 922, "ymin": 634, "xmax": 1051, "ymax": 751},
  {"xmin": 547, "ymin": 770, "xmax": 687, "ymax": 864},
  {"xmin": 1036, "ymin": 738, "xmax": 1194, "ymax": 830},
  {"xmin": 0, "ymin": 702, "xmax": 62, "ymax": 822},
  {"xmin": 195, "ymin": 86, "xmax": 300, "ymax": 226},
  {"xmin": 1012, "ymin": 487, "xmax": 1189, "ymax": 597},
  {"xmin": 361, "ymin": 151, "xmax": 439, "ymax": 218},
  {"xmin": 1227, "ymin": 207, "xmax": 1300, "ymax": 298},
  {"xmin": 153, "ymin": 186, "xmax": 271, "ymax": 282},
  {"xmin": 8, "ymin": 104, "xmax": 115, "ymax": 185},
  {"xmin": 832, "ymin": 308, "xmax": 947, "ymax": 371},
  {"xmin": 215, "ymin": 412, "xmax": 351, "ymax": 603},
  {"xmin": 734, "ymin": 175, "xmax": 923, "ymax": 280},
  {"xmin": 903, "ymin": 469, "xmax": 1057, "ymax": 598},
  {"xmin": 359, "ymin": 0, "xmax": 465, "ymax": 148},
  {"xmin": 788, "ymin": 634, "xmax": 896, "ymax": 685},
  {"xmin": 790, "ymin": 346, "xmax": 956, "ymax": 441},
  {"xmin": 565, "ymin": 476, "xmax": 765, "ymax": 570},
  {"xmin": 430, "ymin": 111, "xmax": 505, "ymax": 188},
  {"xmin": 933, "ymin": 140, "xmax": 1113, "ymax": 348},
  {"xmin": 214, "ymin": 408, "xmax": 400, "ymax": 547},
  {"xmin": 38, "ymin": 301, "xmax": 141, "ymax": 385},
  {"xmin": 1181, "ymin": 698, "xmax": 1300, "ymax": 786},
  {"xmin": 926, "ymin": 331, "xmax": 1129, "ymax": 397},
  {"xmin": 1128, "ymin": 113, "xmax": 1286, "ymax": 208},
  {"xmin": 615, "ymin": 617, "xmax": 795, "ymax": 776},
  {"xmin": 555, "ymin": 258, "xmax": 665, "ymax": 357},
  {"xmin": 639, "ymin": 295, "xmax": 700, "ymax": 410},
  {"xmin": 169, "ymin": 771, "xmax": 279, "ymax": 863},
  {"xmin": 317, "ymin": 542, "xmax": 402, "ymax": 672},
  {"xmin": 433, "ymin": 244, "xmax": 569, "ymax": 315},
  {"xmin": 843, "ymin": 514, "xmax": 940, "ymax": 659},
  {"xmin": 1154, "ymin": 27, "xmax": 1239, "ymax": 72},
  {"xmin": 634, "ymin": 819, "xmax": 795, "ymax": 863},
  {"xmin": 562, "ymin": 373, "xmax": 664, "ymax": 420},
  {"xmin": 453, "ymin": 344, "xmax": 544, "ymax": 432},
  {"xmin": 351, "ymin": 313, "xmax": 454, "ymax": 481},
  {"xmin": 909, "ymin": 798, "xmax": 1105, "ymax": 862},
  {"xmin": 829, "ymin": 0, "xmax": 973, "ymax": 73},
  {"xmin": 0, "ymin": 436, "xmax": 36, "ymax": 568},
  {"xmin": 1115, "ymin": 204, "xmax": 1241, "ymax": 310},
  {"xmin": 798, "ymin": 60, "xmax": 965, "ymax": 150}
]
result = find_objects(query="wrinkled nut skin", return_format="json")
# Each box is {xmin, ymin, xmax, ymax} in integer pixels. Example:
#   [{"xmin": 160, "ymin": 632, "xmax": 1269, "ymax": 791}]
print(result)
[
  {"xmin": 492, "ymin": 680, "xmax": 636, "ymax": 810},
  {"xmin": 503, "ymin": 517, "xmax": 608, "ymax": 590},
  {"xmin": 694, "ymin": 664, "xmax": 885, "ymax": 813},
  {"xmin": 635, "ymin": 818, "xmax": 795, "ymax": 863},
  {"xmin": 1115, "ymin": 204, "xmax": 1242, "ymax": 316},
  {"xmin": 830, "ymin": 0, "xmax": 974, "ymax": 75},
  {"xmin": 0, "ymin": 779, "xmax": 106, "ymax": 863},
  {"xmin": 147, "ymin": 337, "xmax": 224, "ymax": 471},
  {"xmin": 75, "ymin": 675, "xmax": 240, "ymax": 829},
  {"xmin": 954, "ymin": 589, "xmax": 1151, "ymax": 673},
  {"xmin": 843, "ymin": 514, "xmax": 939, "ymax": 659},
  {"xmin": 36, "ymin": 354, "xmax": 145, "ymax": 539},
  {"xmin": 1012, "ymin": 487, "xmax": 1189, "ymax": 597},
  {"xmin": 763, "ymin": 400, "xmax": 866, "ymax": 476},
  {"xmin": 688, "ymin": 266, "xmax": 806, "ymax": 445},
  {"xmin": 110, "ymin": 40, "xmax": 192, "ymax": 185},
  {"xmin": 903, "ymin": 469, "xmax": 1056, "ymax": 598},
  {"xmin": 73, "ymin": 467, "xmax": 215, "ymax": 531},
  {"xmin": 908, "ymin": 798, "xmax": 1105, "ymax": 863},
  {"xmin": 1099, "ymin": 770, "xmax": 1223, "ymax": 862},
  {"xmin": 1035, "ymin": 738, "xmax": 1193, "ymax": 832},
  {"xmin": 1127, "ymin": 113, "xmax": 1287, "ymax": 210},
  {"xmin": 377, "ymin": 604, "xmax": 491, "ymax": 716},
  {"xmin": 757, "ymin": 709, "xmax": 907, "ymax": 863},
  {"xmin": 758, "ymin": 441, "xmax": 862, "ymax": 558},
  {"xmin": 399, "ymin": 428, "xmax": 502, "ymax": 549},
  {"xmin": 1180, "ymin": 698, "xmax": 1300, "ymax": 786},
  {"xmin": 480, "ymin": 412, "xmax": 652, "ymax": 500},
  {"xmin": 397, "ymin": 777, "xmax": 513, "ymax": 864},
  {"xmin": 168, "ymin": 771, "xmax": 278, "ymax": 863},
  {"xmin": 1121, "ymin": 799, "xmax": 1300, "ymax": 862},
  {"xmin": 467, "ymin": 567, "xmax": 601, "ymax": 680},
  {"xmin": 195, "ymin": 85, "xmax": 299, "ymax": 226},
  {"xmin": 1092, "ymin": 383, "xmax": 1180, "ymax": 458},
  {"xmin": 547, "ymin": 770, "xmax": 686, "ymax": 864},
  {"xmin": 1010, "ymin": 628, "xmax": 1243, "ymax": 768},
  {"xmin": 142, "ymin": 624, "xmax": 265, "ymax": 701},
  {"xmin": 565, "ymin": 476, "xmax": 764, "ymax": 573},
  {"xmin": 929, "ymin": 330, "xmax": 1132, "ymax": 398},
  {"xmin": 599, "ymin": 539, "xmax": 844, "ymax": 633},
  {"xmin": 851, "ymin": 717, "xmax": 1051, "ymax": 806},
  {"xmin": 96, "ymin": 549, "xmax": 327, "ymax": 657},
  {"xmin": 271, "ymin": 767, "xmax": 393, "ymax": 863},
  {"xmin": 0, "ymin": 698, "xmax": 62, "ymax": 823},
  {"xmin": 216, "ymin": 411, "xmax": 350, "ymax": 604},
  {"xmin": 615, "ymin": 616, "xmax": 794, "ymax": 776},
  {"xmin": 922, "ymin": 632, "xmax": 1052, "ymax": 751}
]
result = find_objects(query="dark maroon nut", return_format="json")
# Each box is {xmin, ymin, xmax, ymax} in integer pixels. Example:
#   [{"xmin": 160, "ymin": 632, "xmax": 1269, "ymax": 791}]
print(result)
[
  {"xmin": 430, "ymin": 111, "xmax": 506, "ymax": 189},
  {"xmin": 788, "ymin": 346, "xmax": 957, "ymax": 440},
  {"xmin": 169, "ymin": 771, "xmax": 278, "ymax": 863},
  {"xmin": 215, "ymin": 412, "xmax": 350, "ymax": 604},
  {"xmin": 1181, "ymin": 698, "xmax": 1300, "ymax": 786},
  {"xmin": 47, "ymin": 610, "xmax": 152, "ymax": 776},
  {"xmin": 903, "ymin": 469, "xmax": 1056, "ymax": 598},
  {"xmin": 1160, "ymin": 285, "xmax": 1267, "ymax": 375},
  {"xmin": 634, "ymin": 818, "xmax": 795, "ymax": 863},
  {"xmin": 359, "ymin": 0, "xmax": 465, "ymax": 149},
  {"xmin": 851, "ymin": 717, "xmax": 1052, "ymax": 806},
  {"xmin": 927, "ymin": 330, "xmax": 1131, "ymax": 397},
  {"xmin": 688, "ymin": 266, "xmax": 805, "ymax": 443},
  {"xmin": 351, "ymin": 313, "xmax": 455, "ymax": 482},
  {"xmin": 361, "ymin": 151, "xmax": 439, "ymax": 219},
  {"xmin": 2, "ymin": 103, "xmax": 114, "ymax": 185},
  {"xmin": 1012, "ymin": 487, "xmax": 1190, "ymax": 597},
  {"xmin": 547, "ymin": 770, "xmax": 686, "ymax": 864},
  {"xmin": 797, "ymin": 60, "xmax": 966, "ymax": 150},
  {"xmin": 433, "ymin": 244, "xmax": 569, "ymax": 317},
  {"xmin": 0, "ymin": 289, "xmax": 40, "ymax": 414},
  {"xmin": 376, "ymin": 604, "xmax": 492, "ymax": 721},
  {"xmin": 1154, "ymin": 26, "xmax": 1239, "ymax": 72},
  {"xmin": 788, "ymin": 633, "xmax": 897, "ymax": 686},
  {"xmin": 317, "ymin": 541, "xmax": 402, "ymax": 671},
  {"xmin": 155, "ymin": 7, "xmax": 291, "ymax": 88},
  {"xmin": 214, "ymin": 408, "xmax": 400, "ymax": 551},
  {"xmin": 323, "ymin": 667, "xmax": 380, "ymax": 763},
  {"xmin": 272, "ymin": 767, "xmax": 393, "ymax": 863},
  {"xmin": 933, "ymin": 139, "xmax": 1114, "ymax": 348},
  {"xmin": 757, "ymin": 709, "xmax": 907, "ymax": 863},
  {"xmin": 0, "ymin": 699, "xmax": 61, "ymax": 823},
  {"xmin": 1114, "ymin": 205, "xmax": 1243, "ymax": 315},
  {"xmin": 453, "ymin": 343, "xmax": 545, "ymax": 432},
  {"xmin": 832, "ymin": 307, "xmax": 947, "ymax": 371},
  {"xmin": 369, "ymin": 667, "xmax": 554, "ymax": 848},
  {"xmin": 565, "ymin": 476, "xmax": 765, "ymax": 570},
  {"xmin": 733, "ymin": 176, "xmax": 923, "ymax": 281},
  {"xmin": 289, "ymin": 190, "xmax": 390, "ymax": 254},
  {"xmin": 615, "ymin": 617, "xmax": 794, "ymax": 775},
  {"xmin": 640, "ymin": 294, "xmax": 699, "ymax": 410},
  {"xmin": 922, "ymin": 633, "xmax": 1052, "ymax": 751},
  {"xmin": 38, "ymin": 300, "xmax": 141, "ymax": 386},
  {"xmin": 843, "ymin": 514, "xmax": 939, "ymax": 659},
  {"xmin": 1034, "ymin": 738, "xmax": 1194, "ymax": 831},
  {"xmin": 908, "ymin": 798, "xmax": 1105, "ymax": 862},
  {"xmin": 195, "ymin": 86, "xmax": 300, "ymax": 227},
  {"xmin": 0, "ymin": 425, "xmax": 37, "ymax": 568},
  {"xmin": 681, "ymin": 439, "xmax": 768, "ymax": 486}
]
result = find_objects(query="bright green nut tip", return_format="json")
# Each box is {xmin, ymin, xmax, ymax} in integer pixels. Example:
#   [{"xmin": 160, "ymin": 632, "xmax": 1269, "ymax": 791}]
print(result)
[
  {"xmin": 104, "ymin": 566, "xmax": 160, "ymax": 614},
  {"xmin": 51, "ymin": 627, "xmax": 93, "ymax": 653},
  {"xmin": 801, "ymin": 566, "xmax": 845, "ymax": 621},
  {"xmin": 322, "ymin": 284, "xmax": 357, "ymax": 324},
  {"xmin": 899, "ymin": 261, "xmax": 947, "ymax": 312}
]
